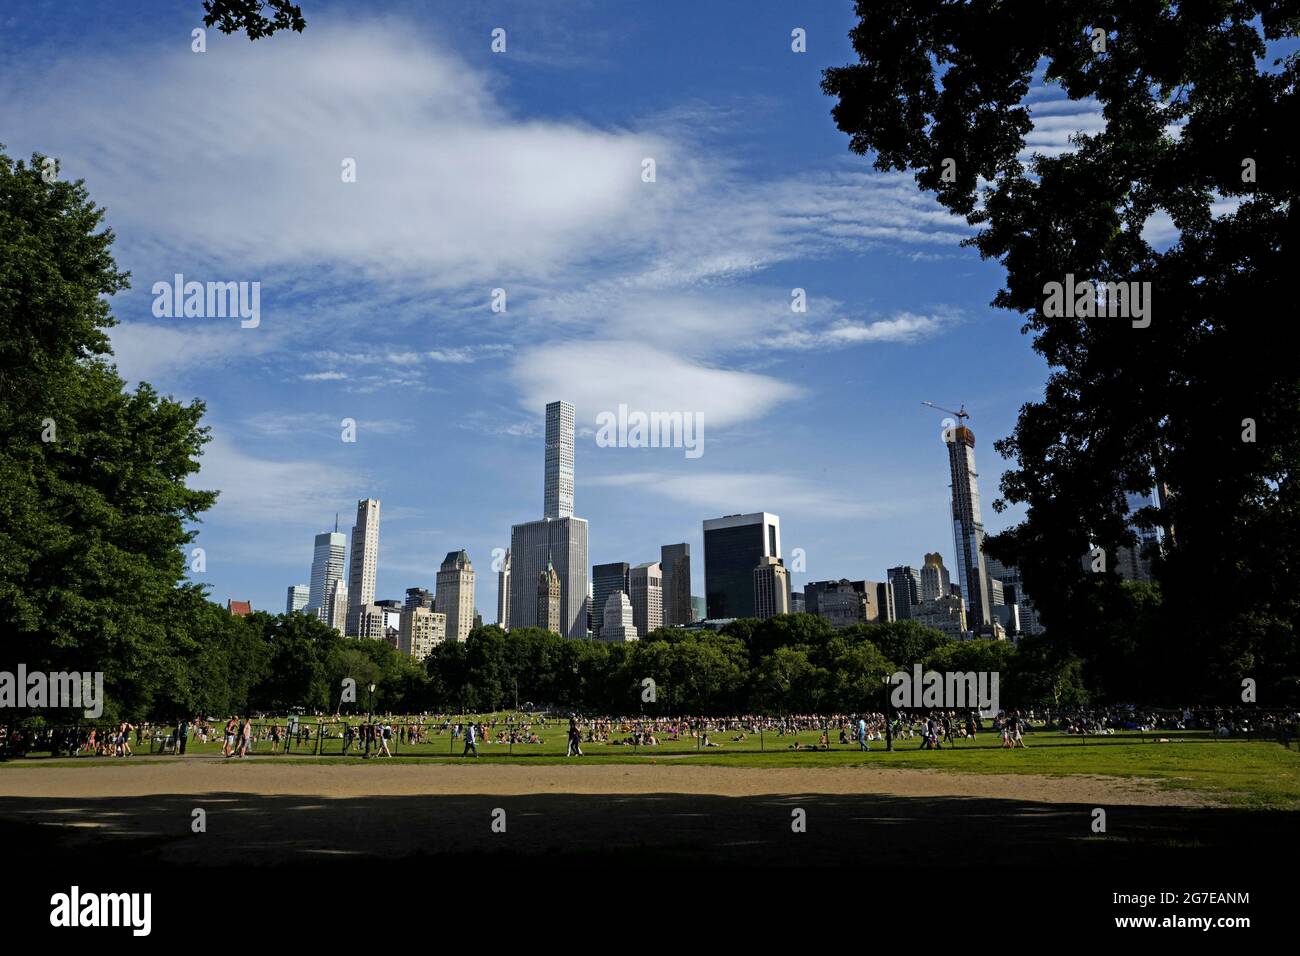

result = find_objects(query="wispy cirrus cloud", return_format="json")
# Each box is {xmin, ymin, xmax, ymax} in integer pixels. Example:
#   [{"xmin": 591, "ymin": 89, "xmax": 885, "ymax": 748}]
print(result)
[{"xmin": 6, "ymin": 13, "xmax": 980, "ymax": 467}]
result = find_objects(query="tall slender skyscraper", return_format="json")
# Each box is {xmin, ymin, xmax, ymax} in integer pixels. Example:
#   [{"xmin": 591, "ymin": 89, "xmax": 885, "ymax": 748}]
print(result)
[
  {"xmin": 496, "ymin": 548, "xmax": 511, "ymax": 627},
  {"xmin": 703, "ymin": 512, "xmax": 781, "ymax": 619},
  {"xmin": 346, "ymin": 498, "xmax": 381, "ymax": 636},
  {"xmin": 307, "ymin": 530, "xmax": 347, "ymax": 618},
  {"xmin": 544, "ymin": 400, "xmax": 575, "ymax": 520},
  {"xmin": 944, "ymin": 423, "xmax": 993, "ymax": 629},
  {"xmin": 660, "ymin": 543, "xmax": 692, "ymax": 626},
  {"xmin": 436, "ymin": 550, "xmax": 475, "ymax": 642},
  {"xmin": 510, "ymin": 400, "xmax": 589, "ymax": 637}
]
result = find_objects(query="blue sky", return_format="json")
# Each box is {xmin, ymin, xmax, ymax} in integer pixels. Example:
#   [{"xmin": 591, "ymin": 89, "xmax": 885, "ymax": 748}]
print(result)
[{"xmin": 0, "ymin": 0, "xmax": 1091, "ymax": 617}]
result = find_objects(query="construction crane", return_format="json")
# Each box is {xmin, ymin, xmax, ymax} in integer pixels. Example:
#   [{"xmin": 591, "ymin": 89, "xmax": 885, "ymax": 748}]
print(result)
[{"xmin": 921, "ymin": 400, "xmax": 970, "ymax": 424}]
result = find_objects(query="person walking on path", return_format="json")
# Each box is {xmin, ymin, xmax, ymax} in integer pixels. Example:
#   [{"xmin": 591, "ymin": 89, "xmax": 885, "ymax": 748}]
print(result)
[
  {"xmin": 566, "ymin": 716, "xmax": 584, "ymax": 757},
  {"xmin": 463, "ymin": 720, "xmax": 479, "ymax": 757}
]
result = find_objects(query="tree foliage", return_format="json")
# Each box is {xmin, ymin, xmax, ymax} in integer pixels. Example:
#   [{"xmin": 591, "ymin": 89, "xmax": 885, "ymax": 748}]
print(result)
[
  {"xmin": 202, "ymin": 0, "xmax": 306, "ymax": 40},
  {"xmin": 1, "ymin": 147, "xmax": 216, "ymax": 720},
  {"xmin": 823, "ymin": 3, "xmax": 1300, "ymax": 700}
]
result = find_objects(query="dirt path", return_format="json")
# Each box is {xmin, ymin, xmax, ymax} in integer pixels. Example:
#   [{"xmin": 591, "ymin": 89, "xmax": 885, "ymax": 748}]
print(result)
[{"xmin": 0, "ymin": 759, "xmax": 1215, "ymax": 806}]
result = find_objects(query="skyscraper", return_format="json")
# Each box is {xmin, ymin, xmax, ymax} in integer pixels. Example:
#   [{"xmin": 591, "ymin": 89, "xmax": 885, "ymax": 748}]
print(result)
[
  {"xmin": 1117, "ymin": 486, "xmax": 1165, "ymax": 582},
  {"xmin": 496, "ymin": 548, "xmax": 511, "ymax": 627},
  {"xmin": 509, "ymin": 400, "xmax": 589, "ymax": 638},
  {"xmin": 404, "ymin": 587, "xmax": 433, "ymax": 611},
  {"xmin": 920, "ymin": 552, "xmax": 952, "ymax": 603},
  {"xmin": 629, "ymin": 561, "xmax": 663, "ymax": 635},
  {"xmin": 436, "ymin": 550, "xmax": 475, "ymax": 642},
  {"xmin": 985, "ymin": 556, "xmax": 1045, "ymax": 637},
  {"xmin": 286, "ymin": 584, "xmax": 309, "ymax": 614},
  {"xmin": 591, "ymin": 561, "xmax": 630, "ymax": 640},
  {"xmin": 943, "ymin": 423, "xmax": 993, "ymax": 630},
  {"xmin": 324, "ymin": 577, "xmax": 348, "ymax": 634},
  {"xmin": 874, "ymin": 580, "xmax": 896, "ymax": 622},
  {"xmin": 345, "ymin": 498, "xmax": 381, "ymax": 636},
  {"xmin": 537, "ymin": 563, "xmax": 561, "ymax": 633},
  {"xmin": 307, "ymin": 530, "xmax": 347, "ymax": 619},
  {"xmin": 703, "ymin": 512, "xmax": 781, "ymax": 619},
  {"xmin": 510, "ymin": 517, "xmax": 588, "ymax": 637},
  {"xmin": 544, "ymin": 399, "xmax": 575, "ymax": 520},
  {"xmin": 753, "ymin": 556, "xmax": 790, "ymax": 619},
  {"xmin": 660, "ymin": 543, "xmax": 692, "ymax": 627},
  {"xmin": 886, "ymin": 566, "xmax": 922, "ymax": 619},
  {"xmin": 600, "ymin": 591, "xmax": 638, "ymax": 642}
]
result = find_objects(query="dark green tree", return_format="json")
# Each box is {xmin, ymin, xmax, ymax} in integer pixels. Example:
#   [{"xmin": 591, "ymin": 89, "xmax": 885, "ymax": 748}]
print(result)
[
  {"xmin": 823, "ymin": 3, "xmax": 1299, "ymax": 701},
  {"xmin": 1, "ymin": 148, "xmax": 217, "ymax": 720}
]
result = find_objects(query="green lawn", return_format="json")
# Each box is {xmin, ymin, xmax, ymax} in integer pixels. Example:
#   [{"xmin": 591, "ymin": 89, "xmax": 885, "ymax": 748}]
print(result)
[{"xmin": 7, "ymin": 719, "xmax": 1300, "ymax": 808}]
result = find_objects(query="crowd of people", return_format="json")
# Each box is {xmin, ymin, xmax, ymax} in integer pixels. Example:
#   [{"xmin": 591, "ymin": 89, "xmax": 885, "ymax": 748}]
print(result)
[{"xmin": 4, "ymin": 705, "xmax": 1298, "ymax": 759}]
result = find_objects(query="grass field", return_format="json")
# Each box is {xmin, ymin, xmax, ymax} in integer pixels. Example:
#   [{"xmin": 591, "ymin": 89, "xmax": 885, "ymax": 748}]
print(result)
[{"xmin": 7, "ymin": 720, "xmax": 1300, "ymax": 809}]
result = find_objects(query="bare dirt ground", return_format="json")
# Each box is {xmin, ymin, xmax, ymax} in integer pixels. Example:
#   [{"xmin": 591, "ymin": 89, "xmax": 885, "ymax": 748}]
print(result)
[
  {"xmin": 1, "ymin": 758, "xmax": 1277, "ymax": 869},
  {"xmin": 0, "ymin": 758, "xmax": 1214, "ymax": 805}
]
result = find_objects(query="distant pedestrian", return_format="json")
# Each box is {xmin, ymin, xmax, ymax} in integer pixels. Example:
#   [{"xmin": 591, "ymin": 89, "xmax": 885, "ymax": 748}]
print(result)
[
  {"xmin": 463, "ymin": 721, "xmax": 479, "ymax": 757},
  {"xmin": 566, "ymin": 716, "xmax": 583, "ymax": 757}
]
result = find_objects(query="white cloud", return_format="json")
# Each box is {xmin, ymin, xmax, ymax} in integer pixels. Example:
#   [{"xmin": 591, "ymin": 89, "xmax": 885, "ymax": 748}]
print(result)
[
  {"xmin": 301, "ymin": 370, "xmax": 347, "ymax": 381},
  {"xmin": 1021, "ymin": 96, "xmax": 1106, "ymax": 159},
  {"xmin": 192, "ymin": 432, "xmax": 360, "ymax": 527},
  {"xmin": 766, "ymin": 310, "xmax": 958, "ymax": 350},
  {"xmin": 587, "ymin": 471, "xmax": 917, "ymax": 520},
  {"xmin": 241, "ymin": 412, "xmax": 409, "ymax": 439},
  {"xmin": 7, "ymin": 19, "xmax": 973, "ymax": 431},
  {"xmin": 510, "ymin": 340, "xmax": 802, "ymax": 431},
  {"xmin": 4, "ymin": 23, "xmax": 665, "ymax": 287},
  {"xmin": 107, "ymin": 322, "xmax": 268, "ymax": 384}
]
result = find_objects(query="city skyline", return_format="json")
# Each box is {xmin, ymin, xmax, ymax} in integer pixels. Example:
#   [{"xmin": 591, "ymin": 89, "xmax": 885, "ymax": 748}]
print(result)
[
  {"xmin": 273, "ymin": 396, "xmax": 1013, "ymax": 636},
  {"xmin": 0, "ymin": 3, "xmax": 1073, "ymax": 618}
]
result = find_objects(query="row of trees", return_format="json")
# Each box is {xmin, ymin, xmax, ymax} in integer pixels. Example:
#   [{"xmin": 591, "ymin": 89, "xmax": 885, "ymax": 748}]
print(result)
[
  {"xmin": 114, "ymin": 605, "xmax": 1082, "ymax": 720},
  {"xmin": 424, "ymin": 616, "xmax": 1064, "ymax": 716}
]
